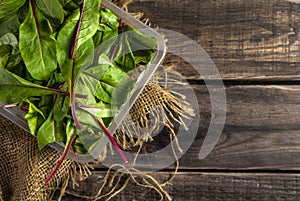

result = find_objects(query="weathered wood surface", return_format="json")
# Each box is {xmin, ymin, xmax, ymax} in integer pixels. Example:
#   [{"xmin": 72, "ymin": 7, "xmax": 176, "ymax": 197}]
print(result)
[
  {"xmin": 59, "ymin": 0, "xmax": 300, "ymax": 200},
  {"xmin": 59, "ymin": 172, "xmax": 300, "ymax": 200},
  {"xmin": 129, "ymin": 0, "xmax": 300, "ymax": 80},
  {"xmin": 172, "ymin": 84, "xmax": 300, "ymax": 170}
]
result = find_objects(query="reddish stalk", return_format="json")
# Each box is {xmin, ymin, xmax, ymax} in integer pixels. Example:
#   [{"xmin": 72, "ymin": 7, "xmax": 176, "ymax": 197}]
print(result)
[
  {"xmin": 120, "ymin": 19, "xmax": 129, "ymax": 70},
  {"xmin": 93, "ymin": 116, "xmax": 128, "ymax": 163},
  {"xmin": 44, "ymin": 128, "xmax": 76, "ymax": 185},
  {"xmin": 119, "ymin": 19, "xmax": 127, "ymax": 51},
  {"xmin": 4, "ymin": 84, "xmax": 70, "ymax": 96},
  {"xmin": 110, "ymin": 44, "xmax": 119, "ymax": 61},
  {"xmin": 71, "ymin": 3, "xmax": 85, "ymax": 60},
  {"xmin": 1, "ymin": 104, "xmax": 17, "ymax": 108},
  {"xmin": 70, "ymin": 2, "xmax": 85, "ymax": 129}
]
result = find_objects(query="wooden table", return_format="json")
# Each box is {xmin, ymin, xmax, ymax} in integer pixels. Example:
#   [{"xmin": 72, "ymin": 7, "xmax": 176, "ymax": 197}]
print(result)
[{"xmin": 61, "ymin": 0, "xmax": 300, "ymax": 200}]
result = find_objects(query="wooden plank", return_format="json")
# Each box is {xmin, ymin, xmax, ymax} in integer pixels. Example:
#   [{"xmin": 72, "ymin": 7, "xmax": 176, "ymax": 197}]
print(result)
[
  {"xmin": 127, "ymin": 0, "xmax": 300, "ymax": 80},
  {"xmin": 184, "ymin": 84, "xmax": 300, "ymax": 169},
  {"xmin": 55, "ymin": 171, "xmax": 300, "ymax": 200},
  {"xmin": 90, "ymin": 85, "xmax": 300, "ymax": 170}
]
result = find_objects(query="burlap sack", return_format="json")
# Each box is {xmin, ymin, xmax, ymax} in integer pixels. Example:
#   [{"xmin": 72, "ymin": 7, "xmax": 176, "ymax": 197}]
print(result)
[{"xmin": 0, "ymin": 114, "xmax": 75, "ymax": 200}]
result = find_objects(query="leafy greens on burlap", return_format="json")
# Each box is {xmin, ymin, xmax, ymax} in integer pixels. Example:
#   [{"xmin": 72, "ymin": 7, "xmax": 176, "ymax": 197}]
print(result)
[{"xmin": 0, "ymin": 0, "xmax": 156, "ymax": 184}]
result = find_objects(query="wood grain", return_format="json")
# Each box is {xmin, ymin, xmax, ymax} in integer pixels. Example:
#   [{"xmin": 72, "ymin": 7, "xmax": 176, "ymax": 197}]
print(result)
[
  {"xmin": 56, "ymin": 172, "xmax": 300, "ymax": 200},
  {"xmin": 128, "ymin": 0, "xmax": 300, "ymax": 80},
  {"xmin": 178, "ymin": 84, "xmax": 300, "ymax": 169},
  {"xmin": 86, "ymin": 84, "xmax": 300, "ymax": 170}
]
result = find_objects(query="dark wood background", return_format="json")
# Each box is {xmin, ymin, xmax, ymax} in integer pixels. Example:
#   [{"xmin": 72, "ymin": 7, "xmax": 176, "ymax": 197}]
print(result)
[{"xmin": 58, "ymin": 0, "xmax": 300, "ymax": 200}]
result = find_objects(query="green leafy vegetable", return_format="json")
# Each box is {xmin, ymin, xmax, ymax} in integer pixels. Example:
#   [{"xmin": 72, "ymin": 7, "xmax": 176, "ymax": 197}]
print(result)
[
  {"xmin": 0, "ymin": 68, "xmax": 68, "ymax": 102},
  {"xmin": 0, "ymin": 14, "xmax": 20, "ymax": 37},
  {"xmin": 24, "ymin": 98, "xmax": 45, "ymax": 135},
  {"xmin": 0, "ymin": 45, "xmax": 12, "ymax": 68},
  {"xmin": 0, "ymin": 0, "xmax": 157, "ymax": 185},
  {"xmin": 0, "ymin": 33, "xmax": 22, "ymax": 69},
  {"xmin": 37, "ymin": 112, "xmax": 55, "ymax": 149},
  {"xmin": 36, "ymin": 0, "xmax": 64, "ymax": 25},
  {"xmin": 0, "ymin": 33, "xmax": 19, "ymax": 52},
  {"xmin": 0, "ymin": 0, "xmax": 26, "ymax": 19},
  {"xmin": 19, "ymin": 0, "xmax": 57, "ymax": 81}
]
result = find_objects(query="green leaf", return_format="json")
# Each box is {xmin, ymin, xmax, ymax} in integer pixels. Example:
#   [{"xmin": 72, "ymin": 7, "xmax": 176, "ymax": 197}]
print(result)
[
  {"xmin": 76, "ymin": 109, "xmax": 99, "ymax": 129},
  {"xmin": 113, "ymin": 27, "xmax": 156, "ymax": 72},
  {"xmin": 0, "ymin": 45, "xmax": 12, "ymax": 68},
  {"xmin": 0, "ymin": 14, "xmax": 20, "ymax": 37},
  {"xmin": 55, "ymin": 120, "xmax": 66, "ymax": 143},
  {"xmin": 36, "ymin": 0, "xmax": 64, "ymax": 25},
  {"xmin": 5, "ymin": 54, "xmax": 22, "ymax": 69},
  {"xmin": 0, "ymin": 0, "xmax": 26, "ymax": 19},
  {"xmin": 98, "ymin": 8, "xmax": 119, "ymax": 32},
  {"xmin": 39, "ymin": 93, "xmax": 55, "ymax": 112},
  {"xmin": 75, "ymin": 79, "xmax": 96, "ymax": 106},
  {"xmin": 24, "ymin": 99, "xmax": 45, "ymax": 135},
  {"xmin": 92, "ymin": 8, "xmax": 120, "ymax": 49},
  {"xmin": 0, "ymin": 33, "xmax": 22, "ymax": 69},
  {"xmin": 111, "ymin": 74, "xmax": 136, "ymax": 106},
  {"xmin": 81, "ymin": 54, "xmax": 135, "ymax": 105},
  {"xmin": 63, "ymin": 0, "xmax": 80, "ymax": 12},
  {"xmin": 59, "ymin": 0, "xmax": 72, "ymax": 7},
  {"xmin": 80, "ymin": 72, "xmax": 111, "ymax": 104},
  {"xmin": 37, "ymin": 112, "xmax": 55, "ymax": 149},
  {"xmin": 53, "ymin": 95, "xmax": 70, "ymax": 121},
  {"xmin": 5, "ymin": 62, "xmax": 24, "ymax": 77},
  {"xmin": 98, "ymin": 64, "xmax": 130, "ymax": 87},
  {"xmin": 81, "ymin": 107, "xmax": 115, "ymax": 119},
  {"xmin": 57, "ymin": 0, "xmax": 100, "ymax": 68},
  {"xmin": 56, "ymin": 0, "xmax": 100, "ymax": 63},
  {"xmin": 59, "ymin": 38, "xmax": 94, "ymax": 91},
  {"xmin": 113, "ymin": 33, "xmax": 138, "ymax": 72},
  {"xmin": 19, "ymin": 1, "xmax": 57, "ymax": 81},
  {"xmin": 0, "ymin": 1, "xmax": 156, "ymax": 157},
  {"xmin": 93, "ymin": 30, "xmax": 118, "ymax": 57},
  {"xmin": 75, "ymin": 133, "xmax": 102, "ymax": 154},
  {"xmin": 76, "ymin": 0, "xmax": 101, "ymax": 49},
  {"xmin": 126, "ymin": 27, "xmax": 157, "ymax": 51},
  {"xmin": 65, "ymin": 118, "xmax": 75, "ymax": 145},
  {"xmin": 56, "ymin": 10, "xmax": 80, "ymax": 67},
  {"xmin": 0, "ymin": 68, "xmax": 65, "ymax": 103},
  {"xmin": 17, "ymin": 1, "xmax": 29, "ymax": 23},
  {"xmin": 0, "ymin": 33, "xmax": 19, "ymax": 53}
]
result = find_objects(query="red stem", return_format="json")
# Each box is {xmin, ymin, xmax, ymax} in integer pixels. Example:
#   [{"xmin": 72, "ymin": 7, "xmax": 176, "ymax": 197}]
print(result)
[
  {"xmin": 120, "ymin": 20, "xmax": 128, "ymax": 70},
  {"xmin": 29, "ymin": 0, "xmax": 41, "ymax": 44},
  {"xmin": 110, "ymin": 44, "xmax": 119, "ymax": 61},
  {"xmin": 4, "ymin": 84, "xmax": 70, "ymax": 96},
  {"xmin": 93, "ymin": 116, "xmax": 128, "ymax": 163},
  {"xmin": 71, "ymin": 62, "xmax": 82, "ymax": 129},
  {"xmin": 70, "ymin": 2, "xmax": 85, "ymax": 129},
  {"xmin": 44, "ymin": 129, "xmax": 76, "ymax": 185},
  {"xmin": 1, "ymin": 104, "xmax": 17, "ymax": 109},
  {"xmin": 71, "ymin": 3, "xmax": 85, "ymax": 59}
]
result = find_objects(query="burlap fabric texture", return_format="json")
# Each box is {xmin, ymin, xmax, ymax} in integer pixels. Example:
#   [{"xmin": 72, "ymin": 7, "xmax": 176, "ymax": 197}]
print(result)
[{"xmin": 0, "ymin": 1, "xmax": 194, "ymax": 200}]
